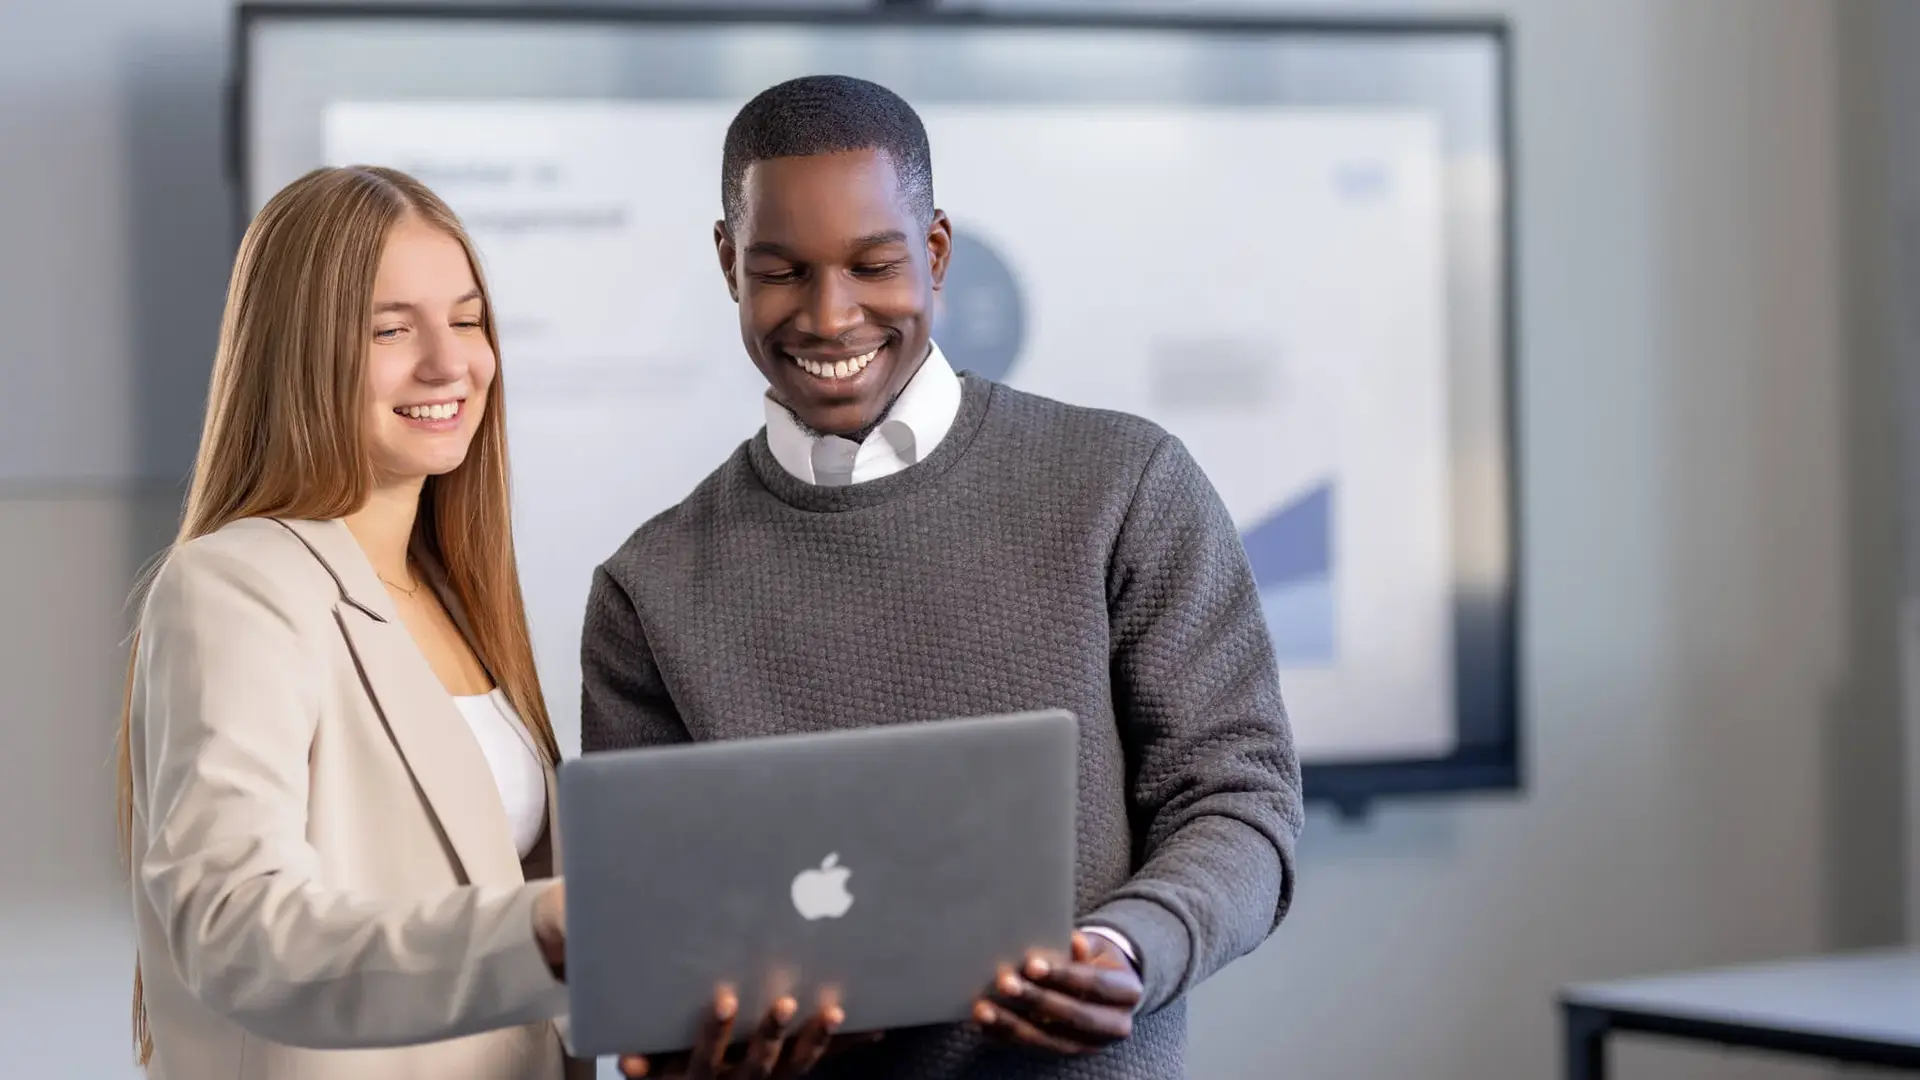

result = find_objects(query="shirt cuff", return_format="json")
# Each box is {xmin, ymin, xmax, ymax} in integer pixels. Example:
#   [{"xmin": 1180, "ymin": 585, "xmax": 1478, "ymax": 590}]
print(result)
[{"xmin": 1078, "ymin": 925, "xmax": 1140, "ymax": 972}]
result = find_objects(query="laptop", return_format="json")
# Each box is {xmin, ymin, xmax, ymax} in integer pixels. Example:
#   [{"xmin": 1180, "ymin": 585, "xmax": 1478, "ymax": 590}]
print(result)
[{"xmin": 556, "ymin": 709, "xmax": 1079, "ymax": 1059}]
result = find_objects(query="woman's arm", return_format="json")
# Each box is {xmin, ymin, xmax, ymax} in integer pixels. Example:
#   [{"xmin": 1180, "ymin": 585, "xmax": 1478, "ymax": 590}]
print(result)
[{"xmin": 134, "ymin": 542, "xmax": 568, "ymax": 1049}]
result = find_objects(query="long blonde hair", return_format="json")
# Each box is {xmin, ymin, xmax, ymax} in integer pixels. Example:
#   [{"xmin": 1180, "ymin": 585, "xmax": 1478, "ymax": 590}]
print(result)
[{"xmin": 116, "ymin": 165, "xmax": 559, "ymax": 1065}]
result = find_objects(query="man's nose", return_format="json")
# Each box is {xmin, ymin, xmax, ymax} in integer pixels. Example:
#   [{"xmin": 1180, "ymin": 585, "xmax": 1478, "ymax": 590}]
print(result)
[{"xmin": 795, "ymin": 272, "xmax": 863, "ymax": 342}]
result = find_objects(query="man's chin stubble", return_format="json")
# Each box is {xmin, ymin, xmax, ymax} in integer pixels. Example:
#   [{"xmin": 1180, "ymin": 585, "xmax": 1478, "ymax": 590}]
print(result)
[{"xmin": 780, "ymin": 384, "xmax": 907, "ymax": 444}]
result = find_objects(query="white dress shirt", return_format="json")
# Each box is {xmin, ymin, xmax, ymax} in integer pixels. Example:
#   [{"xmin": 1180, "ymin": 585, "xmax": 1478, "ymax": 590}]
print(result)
[
  {"xmin": 452, "ymin": 688, "xmax": 548, "ymax": 859},
  {"xmin": 764, "ymin": 341, "xmax": 965, "ymax": 487},
  {"xmin": 762, "ymin": 341, "xmax": 1140, "ymax": 975}
]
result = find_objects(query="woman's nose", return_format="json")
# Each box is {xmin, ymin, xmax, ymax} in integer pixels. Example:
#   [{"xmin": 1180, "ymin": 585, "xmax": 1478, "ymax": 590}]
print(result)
[{"xmin": 415, "ymin": 326, "xmax": 467, "ymax": 383}]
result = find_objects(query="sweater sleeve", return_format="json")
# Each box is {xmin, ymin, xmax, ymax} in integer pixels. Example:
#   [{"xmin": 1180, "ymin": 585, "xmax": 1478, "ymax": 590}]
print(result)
[
  {"xmin": 580, "ymin": 563, "xmax": 691, "ymax": 753},
  {"xmin": 1080, "ymin": 434, "xmax": 1304, "ymax": 1015}
]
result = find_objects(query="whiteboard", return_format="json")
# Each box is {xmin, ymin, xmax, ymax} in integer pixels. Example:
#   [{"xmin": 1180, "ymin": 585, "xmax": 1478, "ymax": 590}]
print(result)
[{"xmin": 324, "ymin": 98, "xmax": 1457, "ymax": 763}]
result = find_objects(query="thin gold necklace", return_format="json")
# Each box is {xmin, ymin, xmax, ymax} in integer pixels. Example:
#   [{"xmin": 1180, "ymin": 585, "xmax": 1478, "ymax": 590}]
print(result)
[{"xmin": 380, "ymin": 558, "xmax": 423, "ymax": 597}]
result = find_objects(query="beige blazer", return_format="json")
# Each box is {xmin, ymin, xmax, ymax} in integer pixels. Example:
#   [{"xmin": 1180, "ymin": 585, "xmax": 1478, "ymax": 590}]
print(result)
[{"xmin": 128, "ymin": 516, "xmax": 592, "ymax": 1080}]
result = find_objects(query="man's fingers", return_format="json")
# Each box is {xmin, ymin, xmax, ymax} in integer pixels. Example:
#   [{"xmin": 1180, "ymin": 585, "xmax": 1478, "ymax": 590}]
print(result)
[
  {"xmin": 773, "ymin": 1012, "xmax": 832, "ymax": 1076},
  {"xmin": 1025, "ymin": 947, "xmax": 1073, "ymax": 974},
  {"xmin": 993, "ymin": 967, "xmax": 1132, "ymax": 1043},
  {"xmin": 621, "ymin": 998, "xmax": 884, "ymax": 1079},
  {"xmin": 737, "ymin": 996, "xmax": 797, "ymax": 1080},
  {"xmin": 772, "ymin": 1005, "xmax": 844, "ymax": 1078},
  {"xmin": 972, "ymin": 999, "xmax": 1090, "ymax": 1056},
  {"xmin": 1023, "ymin": 954, "xmax": 1144, "ymax": 1009},
  {"xmin": 687, "ymin": 986, "xmax": 738, "ymax": 1080}
]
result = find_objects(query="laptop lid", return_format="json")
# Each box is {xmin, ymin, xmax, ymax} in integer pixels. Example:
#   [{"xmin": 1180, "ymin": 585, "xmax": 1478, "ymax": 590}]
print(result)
[{"xmin": 558, "ymin": 709, "xmax": 1078, "ymax": 1058}]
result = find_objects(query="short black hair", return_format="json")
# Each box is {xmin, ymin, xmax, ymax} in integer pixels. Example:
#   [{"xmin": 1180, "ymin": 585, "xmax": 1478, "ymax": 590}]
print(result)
[{"xmin": 720, "ymin": 74, "xmax": 934, "ymax": 232}]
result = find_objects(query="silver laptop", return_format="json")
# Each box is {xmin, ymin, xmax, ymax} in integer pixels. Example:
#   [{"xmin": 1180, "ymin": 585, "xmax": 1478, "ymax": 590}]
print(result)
[{"xmin": 557, "ymin": 709, "xmax": 1078, "ymax": 1059}]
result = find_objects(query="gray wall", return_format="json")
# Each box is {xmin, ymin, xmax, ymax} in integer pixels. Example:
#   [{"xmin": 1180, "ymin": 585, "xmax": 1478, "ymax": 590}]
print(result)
[
  {"xmin": 1869, "ymin": 0, "xmax": 1920, "ymax": 944},
  {"xmin": 0, "ymin": 1, "xmax": 1900, "ymax": 1078},
  {"xmin": 1158, "ymin": 1, "xmax": 1901, "ymax": 1077}
]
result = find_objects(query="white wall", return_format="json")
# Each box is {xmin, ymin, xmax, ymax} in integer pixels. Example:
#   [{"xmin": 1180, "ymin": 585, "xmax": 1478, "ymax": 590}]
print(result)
[{"xmin": 0, "ymin": 1, "xmax": 1899, "ymax": 1078}]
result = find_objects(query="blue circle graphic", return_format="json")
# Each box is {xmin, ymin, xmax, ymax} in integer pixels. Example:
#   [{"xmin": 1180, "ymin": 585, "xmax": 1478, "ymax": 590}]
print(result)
[{"xmin": 933, "ymin": 227, "xmax": 1027, "ymax": 384}]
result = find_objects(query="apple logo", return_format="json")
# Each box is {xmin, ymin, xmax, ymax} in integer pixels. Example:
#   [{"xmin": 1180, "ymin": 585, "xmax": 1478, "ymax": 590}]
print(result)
[{"xmin": 790, "ymin": 853, "xmax": 855, "ymax": 921}]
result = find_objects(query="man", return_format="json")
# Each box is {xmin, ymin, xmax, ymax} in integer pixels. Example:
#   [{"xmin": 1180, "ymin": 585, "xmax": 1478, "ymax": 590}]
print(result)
[{"xmin": 581, "ymin": 74, "xmax": 1303, "ymax": 1079}]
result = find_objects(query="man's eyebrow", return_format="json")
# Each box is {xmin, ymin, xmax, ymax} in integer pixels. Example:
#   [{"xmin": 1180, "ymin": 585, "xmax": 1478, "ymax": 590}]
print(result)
[
  {"xmin": 849, "ymin": 230, "xmax": 909, "ymax": 250},
  {"xmin": 743, "ymin": 232, "xmax": 911, "ymax": 261},
  {"xmin": 372, "ymin": 289, "xmax": 482, "ymax": 314}
]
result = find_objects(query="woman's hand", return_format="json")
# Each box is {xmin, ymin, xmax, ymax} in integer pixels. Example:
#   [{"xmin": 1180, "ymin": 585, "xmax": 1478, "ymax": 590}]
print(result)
[
  {"xmin": 532, "ymin": 880, "xmax": 567, "ymax": 980},
  {"xmin": 619, "ymin": 986, "xmax": 881, "ymax": 1080}
]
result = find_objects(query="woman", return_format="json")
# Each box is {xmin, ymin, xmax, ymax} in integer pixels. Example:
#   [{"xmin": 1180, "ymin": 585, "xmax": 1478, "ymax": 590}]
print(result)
[{"xmin": 117, "ymin": 165, "xmax": 841, "ymax": 1080}]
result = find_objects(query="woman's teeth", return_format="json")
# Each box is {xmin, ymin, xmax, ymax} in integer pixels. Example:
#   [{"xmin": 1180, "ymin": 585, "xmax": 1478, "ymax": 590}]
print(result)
[
  {"xmin": 397, "ymin": 401, "xmax": 460, "ymax": 421},
  {"xmin": 791, "ymin": 347, "xmax": 879, "ymax": 380}
]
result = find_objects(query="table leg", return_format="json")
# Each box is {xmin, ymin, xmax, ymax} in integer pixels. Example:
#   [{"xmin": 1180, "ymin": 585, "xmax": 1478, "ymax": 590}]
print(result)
[{"xmin": 1564, "ymin": 1004, "xmax": 1609, "ymax": 1080}]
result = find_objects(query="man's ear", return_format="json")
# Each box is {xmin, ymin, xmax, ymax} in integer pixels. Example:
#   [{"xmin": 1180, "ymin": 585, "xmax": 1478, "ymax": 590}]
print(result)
[
  {"xmin": 714, "ymin": 220, "xmax": 740, "ymax": 303},
  {"xmin": 926, "ymin": 209, "xmax": 953, "ymax": 291}
]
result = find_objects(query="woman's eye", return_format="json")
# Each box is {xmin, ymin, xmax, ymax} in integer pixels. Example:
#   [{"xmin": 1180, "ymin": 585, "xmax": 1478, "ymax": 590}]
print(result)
[{"xmin": 374, "ymin": 327, "xmax": 404, "ymax": 341}]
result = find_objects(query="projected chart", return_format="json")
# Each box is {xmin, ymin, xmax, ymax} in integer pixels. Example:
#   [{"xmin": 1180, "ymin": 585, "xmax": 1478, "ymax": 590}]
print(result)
[{"xmin": 325, "ymin": 99, "xmax": 1457, "ymax": 763}]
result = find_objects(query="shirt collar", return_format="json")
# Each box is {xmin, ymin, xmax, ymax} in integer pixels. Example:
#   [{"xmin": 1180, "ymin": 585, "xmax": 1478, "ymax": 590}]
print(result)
[{"xmin": 763, "ymin": 341, "xmax": 962, "ymax": 485}]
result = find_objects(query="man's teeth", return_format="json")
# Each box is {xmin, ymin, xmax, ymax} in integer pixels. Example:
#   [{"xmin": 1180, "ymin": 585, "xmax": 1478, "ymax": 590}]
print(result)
[
  {"xmin": 791, "ymin": 347, "xmax": 879, "ymax": 380},
  {"xmin": 398, "ymin": 402, "xmax": 460, "ymax": 420}
]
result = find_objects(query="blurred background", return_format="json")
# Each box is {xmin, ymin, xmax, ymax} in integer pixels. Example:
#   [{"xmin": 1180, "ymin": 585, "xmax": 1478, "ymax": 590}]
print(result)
[{"xmin": 6, "ymin": 0, "xmax": 1920, "ymax": 1077}]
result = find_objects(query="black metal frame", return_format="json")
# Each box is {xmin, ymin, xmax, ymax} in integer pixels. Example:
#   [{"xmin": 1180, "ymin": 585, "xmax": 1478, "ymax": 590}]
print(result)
[
  {"xmin": 1561, "ymin": 1000, "xmax": 1920, "ymax": 1079},
  {"xmin": 229, "ymin": 1, "xmax": 1524, "ymax": 819}
]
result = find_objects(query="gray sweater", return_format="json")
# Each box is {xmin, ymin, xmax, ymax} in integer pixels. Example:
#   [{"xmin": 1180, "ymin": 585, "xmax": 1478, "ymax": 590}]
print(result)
[{"xmin": 581, "ymin": 375, "xmax": 1303, "ymax": 1079}]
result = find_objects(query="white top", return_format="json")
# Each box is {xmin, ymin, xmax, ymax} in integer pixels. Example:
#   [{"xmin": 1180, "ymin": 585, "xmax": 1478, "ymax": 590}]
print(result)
[
  {"xmin": 759, "ymin": 341, "xmax": 1139, "ymax": 972},
  {"xmin": 452, "ymin": 689, "xmax": 548, "ymax": 859},
  {"xmin": 764, "ymin": 341, "xmax": 964, "ymax": 486},
  {"xmin": 1564, "ymin": 947, "xmax": 1920, "ymax": 1045}
]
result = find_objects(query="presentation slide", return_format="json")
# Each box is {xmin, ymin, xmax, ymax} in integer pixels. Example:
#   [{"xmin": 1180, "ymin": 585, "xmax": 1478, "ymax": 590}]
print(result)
[{"xmin": 324, "ymin": 99, "xmax": 1457, "ymax": 763}]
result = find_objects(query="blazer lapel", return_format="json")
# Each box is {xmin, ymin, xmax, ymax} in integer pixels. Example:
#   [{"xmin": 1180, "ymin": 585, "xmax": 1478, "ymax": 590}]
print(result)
[
  {"xmin": 416, "ymin": 547, "xmax": 548, "ymax": 768},
  {"xmin": 275, "ymin": 518, "xmax": 524, "ymax": 888},
  {"xmin": 415, "ymin": 545, "xmax": 563, "ymax": 875}
]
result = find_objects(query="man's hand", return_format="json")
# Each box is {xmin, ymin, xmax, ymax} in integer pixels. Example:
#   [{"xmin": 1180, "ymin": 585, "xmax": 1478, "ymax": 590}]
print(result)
[
  {"xmin": 619, "ymin": 987, "xmax": 882, "ymax": 1079},
  {"xmin": 973, "ymin": 931, "xmax": 1144, "ymax": 1056}
]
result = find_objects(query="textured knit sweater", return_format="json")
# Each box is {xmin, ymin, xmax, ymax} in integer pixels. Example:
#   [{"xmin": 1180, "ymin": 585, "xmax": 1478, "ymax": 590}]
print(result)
[{"xmin": 580, "ymin": 375, "xmax": 1303, "ymax": 1079}]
